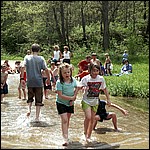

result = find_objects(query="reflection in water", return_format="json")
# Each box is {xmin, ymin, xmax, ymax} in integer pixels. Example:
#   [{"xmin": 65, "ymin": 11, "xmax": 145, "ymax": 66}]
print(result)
[{"xmin": 1, "ymin": 73, "xmax": 149, "ymax": 149}]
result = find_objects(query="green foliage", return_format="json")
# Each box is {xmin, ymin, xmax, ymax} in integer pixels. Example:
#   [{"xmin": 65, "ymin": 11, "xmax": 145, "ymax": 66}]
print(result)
[{"xmin": 105, "ymin": 63, "xmax": 149, "ymax": 99}]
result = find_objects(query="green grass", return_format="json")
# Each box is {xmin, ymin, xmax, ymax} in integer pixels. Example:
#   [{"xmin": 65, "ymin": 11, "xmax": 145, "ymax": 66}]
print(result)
[
  {"xmin": 1, "ymin": 53, "xmax": 23, "ymax": 60},
  {"xmin": 104, "ymin": 63, "xmax": 149, "ymax": 99}
]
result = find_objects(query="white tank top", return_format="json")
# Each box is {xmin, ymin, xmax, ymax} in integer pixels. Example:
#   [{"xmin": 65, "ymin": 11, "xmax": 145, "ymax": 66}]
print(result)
[
  {"xmin": 63, "ymin": 51, "xmax": 70, "ymax": 59},
  {"xmin": 53, "ymin": 50, "xmax": 60, "ymax": 60}
]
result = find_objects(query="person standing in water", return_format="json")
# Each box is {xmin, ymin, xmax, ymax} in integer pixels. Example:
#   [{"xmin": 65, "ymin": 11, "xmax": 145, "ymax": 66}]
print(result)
[
  {"xmin": 79, "ymin": 62, "xmax": 111, "ymax": 143},
  {"xmin": 20, "ymin": 43, "xmax": 50, "ymax": 122},
  {"xmin": 1, "ymin": 64, "xmax": 8, "ymax": 102},
  {"xmin": 55, "ymin": 63, "xmax": 79, "ymax": 146}
]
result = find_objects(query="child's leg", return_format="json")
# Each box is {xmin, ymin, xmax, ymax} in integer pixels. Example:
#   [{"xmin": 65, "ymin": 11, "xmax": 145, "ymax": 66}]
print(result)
[
  {"xmin": 1, "ymin": 94, "xmax": 4, "ymax": 101},
  {"xmin": 93, "ymin": 115, "xmax": 100, "ymax": 130},
  {"xmin": 45, "ymin": 89, "xmax": 50, "ymax": 99},
  {"xmin": 107, "ymin": 112, "xmax": 117, "ymax": 130},
  {"xmin": 60, "ymin": 113, "xmax": 69, "ymax": 145},
  {"xmin": 86, "ymin": 110, "xmax": 96, "ymax": 140},
  {"xmin": 35, "ymin": 105, "xmax": 41, "ymax": 121},
  {"xmin": 27, "ymin": 102, "xmax": 32, "ymax": 117},
  {"xmin": 109, "ymin": 69, "xmax": 112, "ymax": 75},
  {"xmin": 22, "ymin": 89, "xmax": 26, "ymax": 99},
  {"xmin": 18, "ymin": 87, "xmax": 21, "ymax": 99},
  {"xmin": 44, "ymin": 89, "xmax": 46, "ymax": 99},
  {"xmin": 83, "ymin": 107, "xmax": 91, "ymax": 138}
]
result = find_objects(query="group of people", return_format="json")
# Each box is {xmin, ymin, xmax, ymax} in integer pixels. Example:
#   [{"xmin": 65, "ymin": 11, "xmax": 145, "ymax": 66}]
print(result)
[
  {"xmin": 50, "ymin": 45, "xmax": 72, "ymax": 65},
  {"xmin": 1, "ymin": 43, "xmax": 128, "ymax": 147},
  {"xmin": 75, "ymin": 52, "xmax": 113, "ymax": 81}
]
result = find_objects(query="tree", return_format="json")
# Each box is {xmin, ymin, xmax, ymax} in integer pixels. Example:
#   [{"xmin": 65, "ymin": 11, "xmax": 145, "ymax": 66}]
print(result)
[{"xmin": 102, "ymin": 1, "xmax": 109, "ymax": 51}]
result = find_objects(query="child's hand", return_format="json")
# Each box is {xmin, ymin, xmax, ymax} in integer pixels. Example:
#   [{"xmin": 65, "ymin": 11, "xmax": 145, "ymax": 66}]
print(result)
[
  {"xmin": 70, "ymin": 100, "xmax": 73, "ymax": 106},
  {"xmin": 123, "ymin": 109, "xmax": 129, "ymax": 115},
  {"xmin": 107, "ymin": 100, "xmax": 111, "ymax": 107}
]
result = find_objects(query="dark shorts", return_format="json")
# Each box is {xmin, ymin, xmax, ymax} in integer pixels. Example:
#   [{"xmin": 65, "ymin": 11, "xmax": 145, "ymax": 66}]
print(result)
[
  {"xmin": 56, "ymin": 101, "xmax": 74, "ymax": 115},
  {"xmin": 52, "ymin": 59, "xmax": 59, "ymax": 65},
  {"xmin": 43, "ymin": 77, "xmax": 52, "ymax": 90},
  {"xmin": 1, "ymin": 83, "xmax": 8, "ymax": 94},
  {"xmin": 63, "ymin": 59, "xmax": 70, "ymax": 64},
  {"xmin": 27, "ymin": 87, "xmax": 44, "ymax": 106},
  {"xmin": 97, "ymin": 112, "xmax": 111, "ymax": 122}
]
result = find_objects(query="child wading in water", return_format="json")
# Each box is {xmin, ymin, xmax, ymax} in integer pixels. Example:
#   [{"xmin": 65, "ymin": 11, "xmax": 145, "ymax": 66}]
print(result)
[
  {"xmin": 93, "ymin": 99, "xmax": 128, "ymax": 132},
  {"xmin": 1, "ymin": 64, "xmax": 8, "ymax": 102},
  {"xmin": 20, "ymin": 43, "xmax": 50, "ymax": 122},
  {"xmin": 55, "ymin": 63, "xmax": 79, "ymax": 146},
  {"xmin": 18, "ymin": 66, "xmax": 27, "ymax": 100},
  {"xmin": 79, "ymin": 62, "xmax": 111, "ymax": 143}
]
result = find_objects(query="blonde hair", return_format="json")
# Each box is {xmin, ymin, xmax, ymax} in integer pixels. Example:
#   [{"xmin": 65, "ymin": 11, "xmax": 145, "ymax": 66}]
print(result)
[{"xmin": 59, "ymin": 63, "xmax": 73, "ymax": 83}]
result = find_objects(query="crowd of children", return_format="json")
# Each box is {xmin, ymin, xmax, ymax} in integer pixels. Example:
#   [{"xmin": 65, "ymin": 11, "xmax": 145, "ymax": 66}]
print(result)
[{"xmin": 1, "ymin": 45, "xmax": 129, "ymax": 147}]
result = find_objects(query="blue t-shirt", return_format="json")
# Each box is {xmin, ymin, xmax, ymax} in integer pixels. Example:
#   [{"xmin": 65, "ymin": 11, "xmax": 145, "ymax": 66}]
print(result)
[
  {"xmin": 121, "ymin": 64, "xmax": 132, "ymax": 73},
  {"xmin": 23, "ymin": 55, "xmax": 47, "ymax": 87},
  {"xmin": 122, "ymin": 53, "xmax": 128, "ymax": 59},
  {"xmin": 56, "ymin": 77, "xmax": 77, "ymax": 106}
]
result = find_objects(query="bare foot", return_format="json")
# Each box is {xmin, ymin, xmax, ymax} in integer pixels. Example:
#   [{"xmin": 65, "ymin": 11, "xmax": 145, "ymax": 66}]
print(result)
[
  {"xmin": 114, "ymin": 128, "xmax": 122, "ymax": 132},
  {"xmin": 26, "ymin": 111, "xmax": 31, "ymax": 117},
  {"xmin": 62, "ymin": 139, "xmax": 69, "ymax": 146},
  {"xmin": 86, "ymin": 138, "xmax": 91, "ymax": 143},
  {"xmin": 35, "ymin": 118, "xmax": 39, "ymax": 122}
]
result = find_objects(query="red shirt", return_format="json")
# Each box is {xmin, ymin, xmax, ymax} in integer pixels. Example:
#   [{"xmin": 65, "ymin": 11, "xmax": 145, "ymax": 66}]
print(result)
[
  {"xmin": 78, "ymin": 70, "xmax": 89, "ymax": 79},
  {"xmin": 78, "ymin": 60, "xmax": 89, "ymax": 71}
]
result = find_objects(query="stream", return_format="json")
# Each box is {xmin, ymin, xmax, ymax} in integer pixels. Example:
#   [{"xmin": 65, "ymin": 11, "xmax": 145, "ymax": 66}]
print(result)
[{"xmin": 1, "ymin": 60, "xmax": 149, "ymax": 149}]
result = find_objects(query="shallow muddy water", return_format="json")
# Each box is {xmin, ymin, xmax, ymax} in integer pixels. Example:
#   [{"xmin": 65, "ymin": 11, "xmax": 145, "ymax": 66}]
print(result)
[{"xmin": 1, "ymin": 60, "xmax": 149, "ymax": 149}]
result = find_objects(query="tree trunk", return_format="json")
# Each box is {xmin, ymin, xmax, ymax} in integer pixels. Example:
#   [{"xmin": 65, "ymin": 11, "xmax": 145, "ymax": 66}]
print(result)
[
  {"xmin": 102, "ymin": 1, "xmax": 109, "ymax": 52},
  {"xmin": 81, "ymin": 1, "xmax": 89, "ymax": 49},
  {"xmin": 132, "ymin": 1, "xmax": 136, "ymax": 33},
  {"xmin": 60, "ymin": 2, "xmax": 66, "ymax": 45},
  {"xmin": 146, "ymin": 2, "xmax": 149, "ymax": 34},
  {"xmin": 52, "ymin": 6, "xmax": 62, "ymax": 44}
]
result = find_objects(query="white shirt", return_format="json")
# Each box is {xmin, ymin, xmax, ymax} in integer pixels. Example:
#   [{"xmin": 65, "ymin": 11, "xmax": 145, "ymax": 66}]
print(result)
[
  {"xmin": 63, "ymin": 51, "xmax": 70, "ymax": 59},
  {"xmin": 53, "ymin": 50, "xmax": 60, "ymax": 60},
  {"xmin": 80, "ymin": 74, "xmax": 106, "ymax": 106}
]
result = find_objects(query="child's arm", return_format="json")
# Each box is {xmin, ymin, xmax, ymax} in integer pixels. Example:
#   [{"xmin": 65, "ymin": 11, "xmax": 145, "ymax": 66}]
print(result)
[
  {"xmin": 57, "ymin": 90, "xmax": 76, "ymax": 101},
  {"xmin": 45, "ymin": 68, "xmax": 51, "ymax": 85},
  {"xmin": 108, "ymin": 102, "xmax": 128, "ymax": 115},
  {"xmin": 49, "ymin": 69, "xmax": 56, "ymax": 83}
]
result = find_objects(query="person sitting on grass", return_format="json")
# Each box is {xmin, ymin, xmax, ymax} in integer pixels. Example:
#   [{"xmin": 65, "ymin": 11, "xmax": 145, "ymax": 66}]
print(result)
[
  {"xmin": 93, "ymin": 99, "xmax": 128, "ymax": 132},
  {"xmin": 121, "ymin": 59, "xmax": 132, "ymax": 74}
]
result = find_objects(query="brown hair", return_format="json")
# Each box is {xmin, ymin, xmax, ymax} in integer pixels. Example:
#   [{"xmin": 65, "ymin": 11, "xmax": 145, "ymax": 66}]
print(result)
[
  {"xmin": 59, "ymin": 63, "xmax": 73, "ymax": 84},
  {"xmin": 31, "ymin": 43, "xmax": 40, "ymax": 52},
  {"xmin": 88, "ymin": 62, "xmax": 101, "ymax": 75}
]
